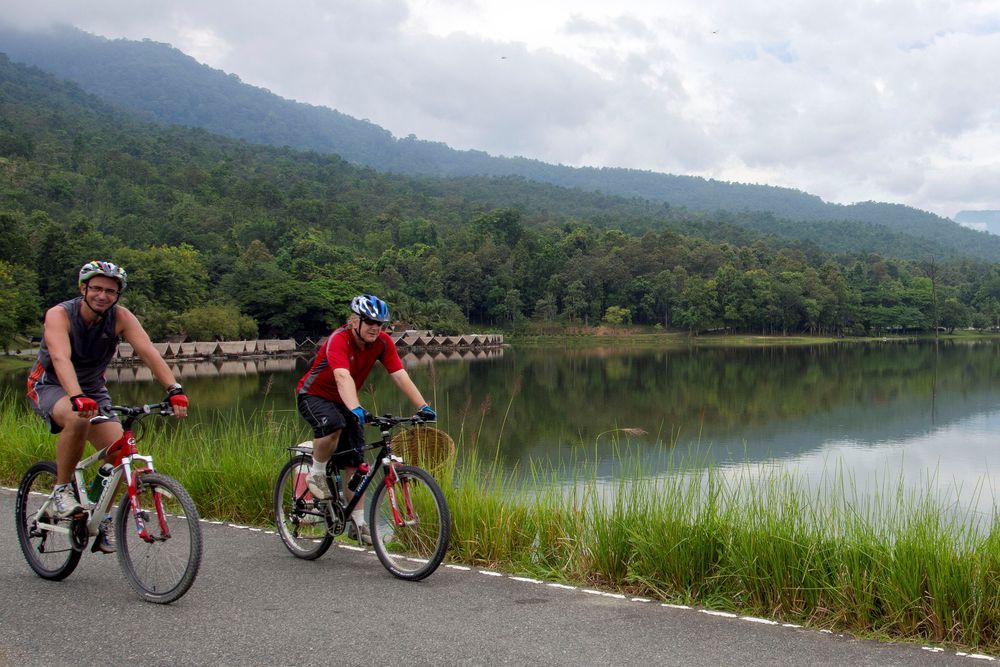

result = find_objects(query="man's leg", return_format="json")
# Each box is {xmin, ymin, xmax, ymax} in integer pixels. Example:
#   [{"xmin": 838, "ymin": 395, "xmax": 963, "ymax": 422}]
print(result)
[
  {"xmin": 50, "ymin": 396, "xmax": 90, "ymax": 486},
  {"xmin": 306, "ymin": 429, "xmax": 340, "ymax": 499},
  {"xmin": 85, "ymin": 420, "xmax": 125, "ymax": 553},
  {"xmin": 47, "ymin": 396, "xmax": 120, "ymax": 519},
  {"xmin": 312, "ymin": 430, "xmax": 339, "ymax": 466}
]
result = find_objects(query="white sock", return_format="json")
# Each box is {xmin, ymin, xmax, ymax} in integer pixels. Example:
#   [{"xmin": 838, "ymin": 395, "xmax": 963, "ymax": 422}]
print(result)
[
  {"xmin": 351, "ymin": 508, "xmax": 366, "ymax": 525},
  {"xmin": 311, "ymin": 458, "xmax": 327, "ymax": 477}
]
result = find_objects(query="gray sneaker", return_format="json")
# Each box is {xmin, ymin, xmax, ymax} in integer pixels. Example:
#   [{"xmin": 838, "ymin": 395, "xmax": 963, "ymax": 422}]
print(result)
[
  {"xmin": 92, "ymin": 516, "xmax": 116, "ymax": 554},
  {"xmin": 49, "ymin": 485, "xmax": 83, "ymax": 518},
  {"xmin": 347, "ymin": 520, "xmax": 372, "ymax": 546},
  {"xmin": 305, "ymin": 471, "xmax": 331, "ymax": 500}
]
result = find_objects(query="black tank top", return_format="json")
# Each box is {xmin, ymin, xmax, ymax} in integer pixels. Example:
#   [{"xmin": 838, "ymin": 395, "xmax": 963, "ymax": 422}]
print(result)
[{"xmin": 33, "ymin": 297, "xmax": 119, "ymax": 390}]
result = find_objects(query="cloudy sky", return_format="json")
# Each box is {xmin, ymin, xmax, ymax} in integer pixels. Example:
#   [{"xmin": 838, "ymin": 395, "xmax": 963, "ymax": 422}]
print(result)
[{"xmin": 4, "ymin": 0, "xmax": 1000, "ymax": 220}]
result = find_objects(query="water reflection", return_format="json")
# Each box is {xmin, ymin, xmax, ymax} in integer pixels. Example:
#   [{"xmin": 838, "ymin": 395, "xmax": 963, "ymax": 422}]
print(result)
[
  {"xmin": 104, "ymin": 357, "xmax": 299, "ymax": 383},
  {"xmin": 5, "ymin": 340, "xmax": 1000, "ymax": 512}
]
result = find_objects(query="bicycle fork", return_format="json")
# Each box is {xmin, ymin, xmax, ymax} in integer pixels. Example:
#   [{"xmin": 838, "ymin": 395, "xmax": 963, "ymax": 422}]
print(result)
[
  {"xmin": 123, "ymin": 455, "xmax": 170, "ymax": 543},
  {"xmin": 383, "ymin": 459, "xmax": 417, "ymax": 527}
]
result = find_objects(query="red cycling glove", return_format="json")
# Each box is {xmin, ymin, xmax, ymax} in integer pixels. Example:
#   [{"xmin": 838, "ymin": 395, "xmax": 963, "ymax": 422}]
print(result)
[
  {"xmin": 166, "ymin": 384, "xmax": 188, "ymax": 412},
  {"xmin": 69, "ymin": 394, "xmax": 98, "ymax": 413}
]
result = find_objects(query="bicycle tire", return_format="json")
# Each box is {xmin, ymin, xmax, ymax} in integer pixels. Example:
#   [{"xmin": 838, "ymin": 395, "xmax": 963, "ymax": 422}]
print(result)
[
  {"xmin": 370, "ymin": 464, "xmax": 450, "ymax": 581},
  {"xmin": 115, "ymin": 472, "xmax": 202, "ymax": 604},
  {"xmin": 273, "ymin": 454, "xmax": 334, "ymax": 560},
  {"xmin": 15, "ymin": 460, "xmax": 82, "ymax": 581}
]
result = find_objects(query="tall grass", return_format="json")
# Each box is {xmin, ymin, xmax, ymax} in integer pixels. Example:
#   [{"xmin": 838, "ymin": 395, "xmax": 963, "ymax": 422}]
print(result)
[
  {"xmin": 4, "ymin": 390, "xmax": 1000, "ymax": 652},
  {"xmin": 443, "ymin": 436, "xmax": 1000, "ymax": 653}
]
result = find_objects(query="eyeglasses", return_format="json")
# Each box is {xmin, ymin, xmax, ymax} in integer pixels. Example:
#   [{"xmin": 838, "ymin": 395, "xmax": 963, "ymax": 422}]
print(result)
[
  {"xmin": 360, "ymin": 317, "xmax": 383, "ymax": 327},
  {"xmin": 86, "ymin": 285, "xmax": 120, "ymax": 298}
]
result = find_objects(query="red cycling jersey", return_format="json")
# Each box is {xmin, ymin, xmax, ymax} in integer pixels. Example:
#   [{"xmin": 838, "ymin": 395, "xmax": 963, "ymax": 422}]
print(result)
[{"xmin": 296, "ymin": 326, "xmax": 403, "ymax": 403}]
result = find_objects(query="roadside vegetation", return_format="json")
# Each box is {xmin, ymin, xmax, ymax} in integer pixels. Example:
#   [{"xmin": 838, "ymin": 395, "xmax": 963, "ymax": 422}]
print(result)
[{"xmin": 3, "ymin": 390, "xmax": 999, "ymax": 654}]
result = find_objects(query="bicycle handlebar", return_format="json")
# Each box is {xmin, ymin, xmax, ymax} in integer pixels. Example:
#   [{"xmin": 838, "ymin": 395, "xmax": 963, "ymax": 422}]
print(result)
[
  {"xmin": 367, "ymin": 413, "xmax": 436, "ymax": 429},
  {"xmin": 100, "ymin": 402, "xmax": 176, "ymax": 420}
]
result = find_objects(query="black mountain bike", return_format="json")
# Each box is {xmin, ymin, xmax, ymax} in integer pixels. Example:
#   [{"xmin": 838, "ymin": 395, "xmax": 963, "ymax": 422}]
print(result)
[{"xmin": 273, "ymin": 414, "xmax": 450, "ymax": 581}]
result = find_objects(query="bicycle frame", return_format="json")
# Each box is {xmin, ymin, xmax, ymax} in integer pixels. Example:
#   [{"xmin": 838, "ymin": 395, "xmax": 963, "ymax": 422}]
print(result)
[
  {"xmin": 289, "ymin": 415, "xmax": 427, "ymax": 530},
  {"xmin": 33, "ymin": 403, "xmax": 170, "ymax": 544}
]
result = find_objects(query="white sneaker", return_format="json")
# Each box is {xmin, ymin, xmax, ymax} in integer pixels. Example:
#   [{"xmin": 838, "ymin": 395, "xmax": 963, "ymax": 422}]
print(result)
[
  {"xmin": 305, "ymin": 471, "xmax": 331, "ymax": 500},
  {"xmin": 347, "ymin": 520, "xmax": 372, "ymax": 546},
  {"xmin": 49, "ymin": 485, "xmax": 83, "ymax": 518}
]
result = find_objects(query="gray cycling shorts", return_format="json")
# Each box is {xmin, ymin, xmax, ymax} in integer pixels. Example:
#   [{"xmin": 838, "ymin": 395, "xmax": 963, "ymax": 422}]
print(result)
[{"xmin": 28, "ymin": 383, "xmax": 118, "ymax": 434}]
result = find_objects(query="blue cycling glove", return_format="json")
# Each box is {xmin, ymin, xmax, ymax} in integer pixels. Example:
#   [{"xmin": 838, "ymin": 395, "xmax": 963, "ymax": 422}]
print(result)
[
  {"xmin": 417, "ymin": 404, "xmax": 436, "ymax": 422},
  {"xmin": 351, "ymin": 406, "xmax": 367, "ymax": 426}
]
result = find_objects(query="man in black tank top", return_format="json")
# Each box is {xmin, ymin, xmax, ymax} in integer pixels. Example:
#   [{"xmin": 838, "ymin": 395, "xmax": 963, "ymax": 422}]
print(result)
[{"xmin": 26, "ymin": 261, "xmax": 190, "ymax": 551}]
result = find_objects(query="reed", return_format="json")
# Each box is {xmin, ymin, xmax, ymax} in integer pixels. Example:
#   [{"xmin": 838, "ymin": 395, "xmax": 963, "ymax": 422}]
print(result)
[{"xmin": 4, "ymin": 390, "xmax": 1000, "ymax": 653}]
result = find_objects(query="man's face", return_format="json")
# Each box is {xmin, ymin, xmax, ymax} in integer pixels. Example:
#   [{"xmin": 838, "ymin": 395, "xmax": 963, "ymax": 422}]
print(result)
[
  {"xmin": 358, "ymin": 317, "xmax": 383, "ymax": 343},
  {"xmin": 81, "ymin": 275, "xmax": 121, "ymax": 314}
]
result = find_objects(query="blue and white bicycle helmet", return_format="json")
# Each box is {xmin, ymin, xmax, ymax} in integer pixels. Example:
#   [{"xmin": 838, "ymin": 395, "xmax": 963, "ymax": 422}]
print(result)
[
  {"xmin": 78, "ymin": 260, "xmax": 128, "ymax": 291},
  {"xmin": 350, "ymin": 294, "xmax": 390, "ymax": 323}
]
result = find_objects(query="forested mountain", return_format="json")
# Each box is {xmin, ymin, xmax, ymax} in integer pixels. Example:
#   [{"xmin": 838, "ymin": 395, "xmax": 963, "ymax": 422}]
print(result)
[
  {"xmin": 1, "ymin": 23, "xmax": 994, "ymax": 261},
  {"xmin": 4, "ymin": 51, "xmax": 1000, "ymax": 349}
]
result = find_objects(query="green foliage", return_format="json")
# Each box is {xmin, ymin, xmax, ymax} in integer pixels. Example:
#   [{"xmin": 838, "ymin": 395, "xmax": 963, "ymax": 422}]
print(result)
[
  {"xmin": 172, "ymin": 303, "xmax": 257, "ymax": 341},
  {"xmin": 0, "ymin": 260, "xmax": 40, "ymax": 351},
  {"xmin": 116, "ymin": 244, "xmax": 209, "ymax": 313},
  {"xmin": 602, "ymin": 305, "xmax": 631, "ymax": 326}
]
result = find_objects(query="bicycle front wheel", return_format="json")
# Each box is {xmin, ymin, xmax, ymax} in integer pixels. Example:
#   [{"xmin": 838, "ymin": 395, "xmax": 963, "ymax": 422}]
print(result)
[
  {"xmin": 15, "ymin": 460, "xmax": 82, "ymax": 581},
  {"xmin": 115, "ymin": 472, "xmax": 202, "ymax": 604},
  {"xmin": 370, "ymin": 464, "xmax": 450, "ymax": 581},
  {"xmin": 274, "ymin": 454, "xmax": 333, "ymax": 559}
]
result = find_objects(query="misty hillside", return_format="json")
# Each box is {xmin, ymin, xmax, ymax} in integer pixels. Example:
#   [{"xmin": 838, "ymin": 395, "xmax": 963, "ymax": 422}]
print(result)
[{"xmin": 2, "ymin": 23, "xmax": 996, "ymax": 262}]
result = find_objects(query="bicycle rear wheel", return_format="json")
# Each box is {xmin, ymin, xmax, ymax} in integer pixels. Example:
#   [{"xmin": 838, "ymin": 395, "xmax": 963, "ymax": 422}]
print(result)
[
  {"xmin": 370, "ymin": 464, "xmax": 450, "ymax": 581},
  {"xmin": 15, "ymin": 460, "xmax": 82, "ymax": 581},
  {"xmin": 274, "ymin": 454, "xmax": 333, "ymax": 559},
  {"xmin": 115, "ymin": 472, "xmax": 202, "ymax": 604}
]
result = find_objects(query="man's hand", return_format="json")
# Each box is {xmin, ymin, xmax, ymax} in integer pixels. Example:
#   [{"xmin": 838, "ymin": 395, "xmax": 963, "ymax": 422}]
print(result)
[
  {"xmin": 417, "ymin": 404, "xmax": 436, "ymax": 422},
  {"xmin": 166, "ymin": 384, "xmax": 188, "ymax": 419},
  {"xmin": 69, "ymin": 393, "xmax": 99, "ymax": 419},
  {"xmin": 351, "ymin": 406, "xmax": 369, "ymax": 426}
]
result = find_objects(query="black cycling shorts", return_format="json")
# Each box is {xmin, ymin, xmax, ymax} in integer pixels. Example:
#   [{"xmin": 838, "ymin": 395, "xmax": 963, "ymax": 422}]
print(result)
[{"xmin": 296, "ymin": 394, "xmax": 364, "ymax": 467}]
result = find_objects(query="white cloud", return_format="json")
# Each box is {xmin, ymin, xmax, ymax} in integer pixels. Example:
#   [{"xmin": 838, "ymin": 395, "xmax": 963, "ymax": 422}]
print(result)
[{"xmin": 2, "ymin": 0, "xmax": 999, "ymax": 217}]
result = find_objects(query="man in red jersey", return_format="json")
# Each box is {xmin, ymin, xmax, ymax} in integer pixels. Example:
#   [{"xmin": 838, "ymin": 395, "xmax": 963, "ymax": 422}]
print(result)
[{"xmin": 295, "ymin": 294, "xmax": 435, "ymax": 543}]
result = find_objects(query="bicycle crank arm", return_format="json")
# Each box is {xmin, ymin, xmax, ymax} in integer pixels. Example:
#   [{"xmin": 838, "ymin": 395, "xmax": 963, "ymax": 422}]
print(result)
[{"xmin": 34, "ymin": 521, "xmax": 72, "ymax": 535}]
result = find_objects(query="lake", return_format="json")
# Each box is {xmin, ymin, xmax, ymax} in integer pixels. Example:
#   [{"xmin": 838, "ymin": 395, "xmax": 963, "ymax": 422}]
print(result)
[{"xmin": 6, "ymin": 339, "xmax": 1000, "ymax": 513}]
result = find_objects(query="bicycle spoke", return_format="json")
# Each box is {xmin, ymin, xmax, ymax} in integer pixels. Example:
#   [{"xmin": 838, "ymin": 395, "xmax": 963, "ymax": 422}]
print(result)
[
  {"xmin": 15, "ymin": 461, "xmax": 82, "ymax": 580},
  {"xmin": 370, "ymin": 465, "xmax": 450, "ymax": 581},
  {"xmin": 273, "ymin": 455, "xmax": 333, "ymax": 559},
  {"xmin": 117, "ymin": 473, "xmax": 202, "ymax": 603}
]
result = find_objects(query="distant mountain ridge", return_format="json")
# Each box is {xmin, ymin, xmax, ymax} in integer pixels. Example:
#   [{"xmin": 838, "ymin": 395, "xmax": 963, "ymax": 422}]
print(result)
[{"xmin": 2, "ymin": 23, "xmax": 999, "ymax": 261}]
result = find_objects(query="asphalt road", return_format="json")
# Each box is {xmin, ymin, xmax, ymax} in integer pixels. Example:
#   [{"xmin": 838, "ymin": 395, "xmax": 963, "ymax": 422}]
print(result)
[{"xmin": 0, "ymin": 487, "xmax": 992, "ymax": 666}]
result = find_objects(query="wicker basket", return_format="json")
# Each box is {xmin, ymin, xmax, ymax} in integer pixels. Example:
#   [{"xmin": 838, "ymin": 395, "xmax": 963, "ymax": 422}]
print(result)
[{"xmin": 390, "ymin": 426, "xmax": 455, "ymax": 472}]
